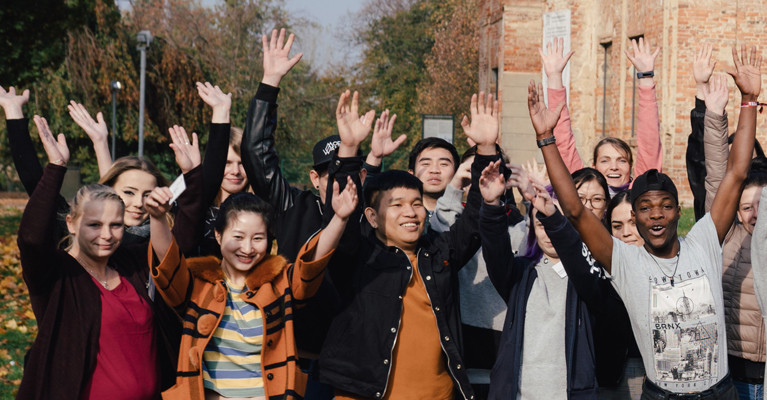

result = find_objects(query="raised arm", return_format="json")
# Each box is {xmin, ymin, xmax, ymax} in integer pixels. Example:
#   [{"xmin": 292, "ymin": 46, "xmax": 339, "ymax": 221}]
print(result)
[
  {"xmin": 626, "ymin": 37, "xmax": 663, "ymax": 175},
  {"xmin": 0, "ymin": 86, "xmax": 45, "ymax": 195},
  {"xmin": 710, "ymin": 45, "xmax": 762, "ymax": 242},
  {"xmin": 315, "ymin": 177, "xmax": 357, "ymax": 260},
  {"xmin": 687, "ymin": 44, "xmax": 716, "ymax": 220},
  {"xmin": 146, "ymin": 187, "xmax": 175, "ymax": 262},
  {"xmin": 18, "ymin": 116, "xmax": 70, "ymax": 292},
  {"xmin": 541, "ymin": 38, "xmax": 583, "ymax": 172},
  {"xmin": 529, "ymin": 81, "xmax": 615, "ymax": 271},
  {"xmin": 196, "ymin": 81, "xmax": 232, "ymax": 207},
  {"xmin": 67, "ymin": 101, "xmax": 113, "ymax": 176},
  {"xmin": 166, "ymin": 125, "xmax": 205, "ymax": 254},
  {"xmin": 241, "ymin": 28, "xmax": 302, "ymax": 212},
  {"xmin": 701, "ymin": 74, "xmax": 730, "ymax": 214},
  {"xmin": 431, "ymin": 158, "xmax": 472, "ymax": 232}
]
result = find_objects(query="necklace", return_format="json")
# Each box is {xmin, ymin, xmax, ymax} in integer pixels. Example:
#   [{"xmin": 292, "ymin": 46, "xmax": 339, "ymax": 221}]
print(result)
[
  {"xmin": 75, "ymin": 255, "xmax": 111, "ymax": 289},
  {"xmin": 650, "ymin": 247, "xmax": 680, "ymax": 287}
]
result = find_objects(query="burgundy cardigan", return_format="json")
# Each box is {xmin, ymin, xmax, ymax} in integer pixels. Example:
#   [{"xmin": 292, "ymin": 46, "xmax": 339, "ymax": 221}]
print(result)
[{"xmin": 16, "ymin": 164, "xmax": 201, "ymax": 399}]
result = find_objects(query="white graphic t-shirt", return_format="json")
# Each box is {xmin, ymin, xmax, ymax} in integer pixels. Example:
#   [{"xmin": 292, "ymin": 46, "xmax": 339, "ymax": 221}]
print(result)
[{"xmin": 610, "ymin": 214, "xmax": 726, "ymax": 393}]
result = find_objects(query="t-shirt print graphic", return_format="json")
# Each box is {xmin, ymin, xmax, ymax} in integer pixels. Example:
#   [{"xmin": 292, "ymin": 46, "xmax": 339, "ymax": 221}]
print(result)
[{"xmin": 650, "ymin": 275, "xmax": 718, "ymax": 385}]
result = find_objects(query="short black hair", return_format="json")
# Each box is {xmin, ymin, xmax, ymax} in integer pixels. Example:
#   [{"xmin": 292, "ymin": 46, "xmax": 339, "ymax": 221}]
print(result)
[
  {"xmin": 364, "ymin": 170, "xmax": 423, "ymax": 210},
  {"xmin": 408, "ymin": 138, "xmax": 460, "ymax": 172}
]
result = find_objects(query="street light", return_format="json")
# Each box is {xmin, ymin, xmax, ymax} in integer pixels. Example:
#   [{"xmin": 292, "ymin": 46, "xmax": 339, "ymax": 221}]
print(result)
[
  {"xmin": 110, "ymin": 80, "xmax": 122, "ymax": 161},
  {"xmin": 136, "ymin": 30, "xmax": 152, "ymax": 157}
]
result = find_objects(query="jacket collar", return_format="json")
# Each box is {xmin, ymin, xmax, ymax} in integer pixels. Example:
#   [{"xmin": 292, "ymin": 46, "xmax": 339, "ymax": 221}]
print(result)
[{"xmin": 187, "ymin": 255, "xmax": 288, "ymax": 289}]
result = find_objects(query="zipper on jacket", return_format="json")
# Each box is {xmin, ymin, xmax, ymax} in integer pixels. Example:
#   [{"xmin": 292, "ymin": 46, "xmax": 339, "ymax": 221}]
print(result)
[
  {"xmin": 417, "ymin": 250, "xmax": 470, "ymax": 400},
  {"xmin": 379, "ymin": 246, "xmax": 412, "ymax": 398}
]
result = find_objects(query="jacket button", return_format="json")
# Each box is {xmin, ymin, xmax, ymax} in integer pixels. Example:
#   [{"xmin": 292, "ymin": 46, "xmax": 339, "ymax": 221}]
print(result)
[
  {"xmin": 444, "ymin": 336, "xmax": 450, "ymax": 341},
  {"xmin": 335, "ymin": 160, "xmax": 341, "ymax": 166},
  {"xmin": 424, "ymin": 252, "xmax": 429, "ymax": 257},
  {"xmin": 434, "ymin": 306, "xmax": 440, "ymax": 311},
  {"xmin": 375, "ymin": 392, "xmax": 382, "ymax": 398},
  {"xmin": 390, "ymin": 327, "xmax": 396, "ymax": 333},
  {"xmin": 267, "ymin": 339, "xmax": 274, "ymax": 347},
  {"xmin": 398, "ymin": 295, "xmax": 403, "ymax": 300},
  {"xmin": 425, "ymin": 275, "xmax": 432, "ymax": 281},
  {"xmin": 383, "ymin": 359, "xmax": 389, "ymax": 365},
  {"xmin": 406, "ymin": 266, "xmax": 411, "ymax": 270},
  {"xmin": 267, "ymin": 373, "xmax": 274, "ymax": 380},
  {"xmin": 456, "ymin": 364, "xmax": 462, "ymax": 370},
  {"xmin": 246, "ymin": 291, "xmax": 255, "ymax": 298}
]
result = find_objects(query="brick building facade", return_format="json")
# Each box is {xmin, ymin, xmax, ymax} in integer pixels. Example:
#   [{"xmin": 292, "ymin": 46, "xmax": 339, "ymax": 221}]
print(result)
[{"xmin": 480, "ymin": 0, "xmax": 767, "ymax": 205}]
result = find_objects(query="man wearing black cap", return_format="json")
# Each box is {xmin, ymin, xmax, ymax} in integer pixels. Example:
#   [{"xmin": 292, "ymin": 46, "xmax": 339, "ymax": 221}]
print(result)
[{"xmin": 529, "ymin": 44, "xmax": 761, "ymax": 399}]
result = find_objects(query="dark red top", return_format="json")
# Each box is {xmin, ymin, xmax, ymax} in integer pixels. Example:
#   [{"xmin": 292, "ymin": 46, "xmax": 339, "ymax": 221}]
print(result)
[{"xmin": 81, "ymin": 276, "xmax": 158, "ymax": 400}]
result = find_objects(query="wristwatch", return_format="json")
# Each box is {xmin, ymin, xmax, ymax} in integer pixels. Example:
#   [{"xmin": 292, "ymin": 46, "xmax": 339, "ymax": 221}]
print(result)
[
  {"xmin": 636, "ymin": 70, "xmax": 654, "ymax": 79},
  {"xmin": 536, "ymin": 136, "xmax": 556, "ymax": 148}
]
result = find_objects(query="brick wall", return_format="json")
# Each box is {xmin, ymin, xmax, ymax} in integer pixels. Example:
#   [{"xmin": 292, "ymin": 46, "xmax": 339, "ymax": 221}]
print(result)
[{"xmin": 481, "ymin": 0, "xmax": 767, "ymax": 206}]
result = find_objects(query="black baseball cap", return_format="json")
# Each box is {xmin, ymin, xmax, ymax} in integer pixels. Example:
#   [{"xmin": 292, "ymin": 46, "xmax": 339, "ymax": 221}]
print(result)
[
  {"xmin": 630, "ymin": 169, "xmax": 678, "ymax": 206},
  {"xmin": 312, "ymin": 135, "xmax": 342, "ymax": 170}
]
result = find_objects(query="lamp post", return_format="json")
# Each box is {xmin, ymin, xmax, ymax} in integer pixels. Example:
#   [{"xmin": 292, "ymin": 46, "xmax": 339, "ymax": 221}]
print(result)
[
  {"xmin": 110, "ymin": 80, "xmax": 122, "ymax": 161},
  {"xmin": 136, "ymin": 30, "xmax": 152, "ymax": 157}
]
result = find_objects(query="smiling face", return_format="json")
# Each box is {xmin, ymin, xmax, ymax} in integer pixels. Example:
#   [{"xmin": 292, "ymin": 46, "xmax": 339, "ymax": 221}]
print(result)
[
  {"xmin": 610, "ymin": 201, "xmax": 644, "ymax": 246},
  {"xmin": 410, "ymin": 147, "xmax": 456, "ymax": 198},
  {"xmin": 738, "ymin": 185, "xmax": 764, "ymax": 234},
  {"xmin": 595, "ymin": 143, "xmax": 631, "ymax": 188},
  {"xmin": 67, "ymin": 199, "xmax": 124, "ymax": 263},
  {"xmin": 215, "ymin": 211, "xmax": 269, "ymax": 281},
  {"xmin": 633, "ymin": 190, "xmax": 681, "ymax": 257},
  {"xmin": 112, "ymin": 169, "xmax": 157, "ymax": 226},
  {"xmin": 365, "ymin": 187, "xmax": 427, "ymax": 253},
  {"xmin": 221, "ymin": 146, "xmax": 248, "ymax": 196}
]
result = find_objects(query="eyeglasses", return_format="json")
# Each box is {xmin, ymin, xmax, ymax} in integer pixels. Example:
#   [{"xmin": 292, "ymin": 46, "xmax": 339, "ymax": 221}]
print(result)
[{"xmin": 579, "ymin": 195, "xmax": 606, "ymax": 210}]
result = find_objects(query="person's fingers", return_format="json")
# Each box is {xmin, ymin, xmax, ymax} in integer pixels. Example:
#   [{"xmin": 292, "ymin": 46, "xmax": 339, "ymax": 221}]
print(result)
[
  {"xmin": 478, "ymin": 92, "xmax": 486, "ymax": 114},
  {"xmin": 261, "ymin": 34, "xmax": 268, "ymax": 53},
  {"xmin": 277, "ymin": 28, "xmax": 286, "ymax": 49},
  {"xmin": 285, "ymin": 32, "xmax": 295, "ymax": 51},
  {"xmin": 470, "ymin": 93, "xmax": 478, "ymax": 117},
  {"xmin": 270, "ymin": 28, "xmax": 278, "ymax": 50}
]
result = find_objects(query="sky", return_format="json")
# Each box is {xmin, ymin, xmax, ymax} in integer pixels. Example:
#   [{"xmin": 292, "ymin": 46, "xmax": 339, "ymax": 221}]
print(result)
[{"xmin": 116, "ymin": 0, "xmax": 365, "ymax": 70}]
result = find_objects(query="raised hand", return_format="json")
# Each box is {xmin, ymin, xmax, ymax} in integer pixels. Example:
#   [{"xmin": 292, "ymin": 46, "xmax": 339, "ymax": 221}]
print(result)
[
  {"xmin": 625, "ymin": 37, "xmax": 660, "ymax": 73},
  {"xmin": 465, "ymin": 92, "xmax": 499, "ymax": 155},
  {"xmin": 528, "ymin": 181, "xmax": 557, "ymax": 217},
  {"xmin": 331, "ymin": 176, "xmax": 358, "ymax": 220},
  {"xmin": 702, "ymin": 74, "xmax": 730, "ymax": 116},
  {"xmin": 693, "ymin": 44, "xmax": 716, "ymax": 86},
  {"xmin": 449, "ymin": 157, "xmax": 473, "ymax": 190},
  {"xmin": 196, "ymin": 82, "xmax": 231, "ymax": 123},
  {"xmin": 33, "ymin": 115, "xmax": 69, "ymax": 166},
  {"xmin": 728, "ymin": 45, "xmax": 762, "ymax": 101},
  {"xmin": 367, "ymin": 109, "xmax": 406, "ymax": 166},
  {"xmin": 262, "ymin": 28, "xmax": 303, "ymax": 87},
  {"xmin": 168, "ymin": 125, "xmax": 201, "ymax": 174},
  {"xmin": 67, "ymin": 101, "xmax": 108, "ymax": 144},
  {"xmin": 524, "ymin": 158, "xmax": 549, "ymax": 186},
  {"xmin": 539, "ymin": 37, "xmax": 573, "ymax": 89},
  {"xmin": 0, "ymin": 86, "xmax": 29, "ymax": 119},
  {"xmin": 479, "ymin": 160, "xmax": 505, "ymax": 205},
  {"xmin": 506, "ymin": 162, "xmax": 534, "ymax": 198},
  {"xmin": 336, "ymin": 90, "xmax": 375, "ymax": 156},
  {"xmin": 144, "ymin": 187, "xmax": 173, "ymax": 219},
  {"xmin": 528, "ymin": 81, "xmax": 565, "ymax": 138}
]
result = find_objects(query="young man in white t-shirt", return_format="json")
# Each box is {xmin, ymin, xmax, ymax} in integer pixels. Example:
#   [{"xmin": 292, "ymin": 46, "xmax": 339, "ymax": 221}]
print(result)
[{"xmin": 528, "ymin": 45, "xmax": 762, "ymax": 398}]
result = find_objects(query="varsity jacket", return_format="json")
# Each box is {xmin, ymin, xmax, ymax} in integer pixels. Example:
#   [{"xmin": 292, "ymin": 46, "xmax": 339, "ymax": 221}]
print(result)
[
  {"xmin": 317, "ymin": 154, "xmax": 499, "ymax": 400},
  {"xmin": 150, "ymin": 233, "xmax": 334, "ymax": 400}
]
